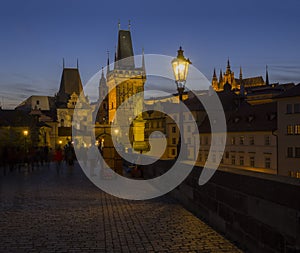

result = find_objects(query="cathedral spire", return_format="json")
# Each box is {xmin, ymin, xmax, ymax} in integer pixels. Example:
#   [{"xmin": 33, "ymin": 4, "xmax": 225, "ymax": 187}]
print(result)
[
  {"xmin": 118, "ymin": 19, "xmax": 121, "ymax": 30},
  {"xmin": 219, "ymin": 69, "xmax": 223, "ymax": 82},
  {"xmin": 213, "ymin": 68, "xmax": 217, "ymax": 78},
  {"xmin": 142, "ymin": 47, "xmax": 145, "ymax": 71},
  {"xmin": 239, "ymin": 66, "xmax": 243, "ymax": 80},
  {"xmin": 266, "ymin": 65, "xmax": 270, "ymax": 86},
  {"xmin": 128, "ymin": 20, "xmax": 131, "ymax": 30},
  {"xmin": 226, "ymin": 58, "xmax": 231, "ymax": 74},
  {"xmin": 106, "ymin": 50, "xmax": 110, "ymax": 73}
]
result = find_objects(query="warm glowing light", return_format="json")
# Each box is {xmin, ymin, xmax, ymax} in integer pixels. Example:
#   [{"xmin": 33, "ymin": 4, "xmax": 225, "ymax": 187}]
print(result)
[
  {"xmin": 58, "ymin": 140, "xmax": 62, "ymax": 144},
  {"xmin": 171, "ymin": 46, "xmax": 191, "ymax": 86},
  {"xmin": 23, "ymin": 130, "xmax": 28, "ymax": 136}
]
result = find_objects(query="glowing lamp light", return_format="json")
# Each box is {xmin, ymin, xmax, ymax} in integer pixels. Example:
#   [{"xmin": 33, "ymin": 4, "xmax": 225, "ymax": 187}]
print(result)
[
  {"xmin": 171, "ymin": 46, "xmax": 192, "ymax": 89},
  {"xmin": 23, "ymin": 130, "xmax": 28, "ymax": 136}
]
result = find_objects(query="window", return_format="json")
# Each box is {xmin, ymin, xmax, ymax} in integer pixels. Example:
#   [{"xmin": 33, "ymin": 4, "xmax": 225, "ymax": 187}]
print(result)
[
  {"xmin": 172, "ymin": 138, "xmax": 176, "ymax": 145},
  {"xmin": 265, "ymin": 157, "xmax": 271, "ymax": 169},
  {"xmin": 204, "ymin": 136, "xmax": 208, "ymax": 145},
  {"xmin": 249, "ymin": 136, "xmax": 254, "ymax": 145},
  {"xmin": 60, "ymin": 119, "xmax": 64, "ymax": 127},
  {"xmin": 250, "ymin": 157, "xmax": 255, "ymax": 167},
  {"xmin": 287, "ymin": 147, "xmax": 293, "ymax": 158},
  {"xmin": 287, "ymin": 125, "xmax": 293, "ymax": 135},
  {"xmin": 295, "ymin": 125, "xmax": 300, "ymax": 135},
  {"xmin": 239, "ymin": 136, "xmax": 245, "ymax": 145},
  {"xmin": 36, "ymin": 100, "xmax": 40, "ymax": 105},
  {"xmin": 287, "ymin": 104, "xmax": 293, "ymax": 114},
  {"xmin": 171, "ymin": 149, "xmax": 176, "ymax": 156},
  {"xmin": 198, "ymin": 152, "xmax": 202, "ymax": 162},
  {"xmin": 111, "ymin": 102, "xmax": 114, "ymax": 109},
  {"xmin": 225, "ymin": 151, "xmax": 229, "ymax": 159},
  {"xmin": 294, "ymin": 104, "xmax": 300, "ymax": 113},
  {"xmin": 231, "ymin": 155, "xmax": 236, "ymax": 165},
  {"xmin": 265, "ymin": 136, "xmax": 270, "ymax": 145},
  {"xmin": 172, "ymin": 126, "xmax": 176, "ymax": 133},
  {"xmin": 145, "ymin": 123, "xmax": 149, "ymax": 129},
  {"xmin": 231, "ymin": 137, "xmax": 236, "ymax": 145},
  {"xmin": 295, "ymin": 147, "xmax": 300, "ymax": 158},
  {"xmin": 239, "ymin": 156, "xmax": 244, "ymax": 166}
]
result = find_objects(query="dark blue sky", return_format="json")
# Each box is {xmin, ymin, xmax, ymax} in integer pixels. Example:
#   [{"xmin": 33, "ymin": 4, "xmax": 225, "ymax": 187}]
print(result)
[{"xmin": 1, "ymin": 0, "xmax": 300, "ymax": 108}]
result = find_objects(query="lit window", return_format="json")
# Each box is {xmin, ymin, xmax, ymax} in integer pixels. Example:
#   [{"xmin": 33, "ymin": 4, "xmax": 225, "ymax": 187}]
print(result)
[
  {"xmin": 287, "ymin": 104, "xmax": 293, "ymax": 114},
  {"xmin": 287, "ymin": 125, "xmax": 293, "ymax": 135},
  {"xmin": 295, "ymin": 147, "xmax": 300, "ymax": 158},
  {"xmin": 265, "ymin": 157, "xmax": 271, "ymax": 169},
  {"xmin": 295, "ymin": 125, "xmax": 300, "ymax": 135},
  {"xmin": 287, "ymin": 147, "xmax": 293, "ymax": 158},
  {"xmin": 265, "ymin": 136, "xmax": 270, "ymax": 145}
]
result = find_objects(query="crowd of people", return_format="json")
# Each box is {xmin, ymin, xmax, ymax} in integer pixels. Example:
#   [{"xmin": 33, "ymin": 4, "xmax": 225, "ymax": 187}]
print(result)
[{"xmin": 0, "ymin": 142, "xmax": 77, "ymax": 175}]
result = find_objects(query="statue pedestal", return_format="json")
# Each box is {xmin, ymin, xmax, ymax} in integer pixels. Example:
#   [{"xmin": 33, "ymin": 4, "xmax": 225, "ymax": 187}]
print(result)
[{"xmin": 132, "ymin": 117, "xmax": 149, "ymax": 152}]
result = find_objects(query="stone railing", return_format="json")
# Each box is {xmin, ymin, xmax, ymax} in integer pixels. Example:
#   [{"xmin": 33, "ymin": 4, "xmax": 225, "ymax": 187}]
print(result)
[{"xmin": 143, "ymin": 161, "xmax": 300, "ymax": 253}]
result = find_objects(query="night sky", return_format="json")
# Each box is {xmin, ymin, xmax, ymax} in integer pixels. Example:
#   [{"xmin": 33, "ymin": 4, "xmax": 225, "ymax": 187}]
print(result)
[{"xmin": 1, "ymin": 0, "xmax": 300, "ymax": 108}]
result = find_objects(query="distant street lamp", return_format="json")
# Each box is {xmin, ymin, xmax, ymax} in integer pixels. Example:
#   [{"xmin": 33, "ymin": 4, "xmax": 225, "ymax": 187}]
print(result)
[
  {"xmin": 171, "ymin": 46, "xmax": 191, "ymax": 158},
  {"xmin": 23, "ymin": 129, "xmax": 29, "ymax": 154}
]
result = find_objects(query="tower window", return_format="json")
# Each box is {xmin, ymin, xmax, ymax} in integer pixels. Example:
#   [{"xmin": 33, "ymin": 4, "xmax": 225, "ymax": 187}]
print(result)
[{"xmin": 286, "ymin": 104, "xmax": 293, "ymax": 114}]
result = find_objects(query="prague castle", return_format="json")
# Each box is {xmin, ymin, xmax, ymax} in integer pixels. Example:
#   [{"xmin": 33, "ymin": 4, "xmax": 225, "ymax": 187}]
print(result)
[{"xmin": 211, "ymin": 59, "xmax": 266, "ymax": 92}]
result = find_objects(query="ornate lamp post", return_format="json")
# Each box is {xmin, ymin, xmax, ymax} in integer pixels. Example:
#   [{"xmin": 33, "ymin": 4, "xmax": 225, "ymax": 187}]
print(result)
[{"xmin": 171, "ymin": 46, "xmax": 191, "ymax": 158}]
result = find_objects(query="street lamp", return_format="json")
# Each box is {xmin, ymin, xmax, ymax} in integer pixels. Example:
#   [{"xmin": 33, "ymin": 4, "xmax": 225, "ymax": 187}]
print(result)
[
  {"xmin": 171, "ymin": 46, "xmax": 191, "ymax": 158},
  {"xmin": 23, "ymin": 130, "xmax": 29, "ymax": 155},
  {"xmin": 171, "ymin": 46, "xmax": 192, "ymax": 101}
]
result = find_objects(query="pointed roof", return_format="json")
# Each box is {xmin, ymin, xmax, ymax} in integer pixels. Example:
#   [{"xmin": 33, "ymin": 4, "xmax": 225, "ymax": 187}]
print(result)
[
  {"xmin": 213, "ymin": 68, "xmax": 217, "ymax": 79},
  {"xmin": 239, "ymin": 66, "xmax": 243, "ymax": 80},
  {"xmin": 226, "ymin": 58, "xmax": 231, "ymax": 74},
  {"xmin": 219, "ymin": 69, "xmax": 223, "ymax": 81},
  {"xmin": 266, "ymin": 65, "xmax": 270, "ymax": 86},
  {"xmin": 57, "ymin": 67, "xmax": 83, "ymax": 105},
  {"xmin": 116, "ymin": 29, "xmax": 135, "ymax": 69}
]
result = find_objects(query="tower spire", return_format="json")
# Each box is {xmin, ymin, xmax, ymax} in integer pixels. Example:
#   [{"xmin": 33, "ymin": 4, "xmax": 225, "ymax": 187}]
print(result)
[
  {"xmin": 128, "ymin": 20, "xmax": 131, "ymax": 30},
  {"xmin": 106, "ymin": 50, "xmax": 110, "ymax": 73},
  {"xmin": 118, "ymin": 19, "xmax": 120, "ymax": 30},
  {"xmin": 219, "ymin": 69, "xmax": 223, "ymax": 82},
  {"xmin": 226, "ymin": 58, "xmax": 231, "ymax": 74},
  {"xmin": 142, "ymin": 47, "xmax": 145, "ymax": 71},
  {"xmin": 239, "ymin": 66, "xmax": 243, "ymax": 80},
  {"xmin": 213, "ymin": 68, "xmax": 217, "ymax": 78},
  {"xmin": 266, "ymin": 65, "xmax": 269, "ymax": 86}
]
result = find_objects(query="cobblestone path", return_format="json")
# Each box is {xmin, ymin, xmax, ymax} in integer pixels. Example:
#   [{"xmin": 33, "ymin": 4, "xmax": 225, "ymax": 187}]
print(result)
[{"xmin": 0, "ymin": 163, "xmax": 242, "ymax": 252}]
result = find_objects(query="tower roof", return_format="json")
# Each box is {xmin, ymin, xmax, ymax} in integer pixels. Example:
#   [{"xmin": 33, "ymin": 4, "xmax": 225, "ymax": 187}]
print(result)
[
  {"xmin": 57, "ymin": 67, "xmax": 83, "ymax": 105},
  {"xmin": 116, "ymin": 29, "xmax": 135, "ymax": 69}
]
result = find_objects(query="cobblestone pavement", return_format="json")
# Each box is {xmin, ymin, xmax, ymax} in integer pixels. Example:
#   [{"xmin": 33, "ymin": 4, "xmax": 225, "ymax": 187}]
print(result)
[{"xmin": 0, "ymin": 163, "xmax": 242, "ymax": 253}]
